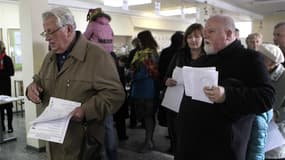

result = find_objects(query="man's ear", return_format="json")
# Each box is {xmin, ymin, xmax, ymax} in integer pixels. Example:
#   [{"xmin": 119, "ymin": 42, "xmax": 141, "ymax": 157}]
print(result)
[
  {"xmin": 66, "ymin": 25, "xmax": 74, "ymax": 37},
  {"xmin": 226, "ymin": 29, "xmax": 234, "ymax": 40},
  {"xmin": 66, "ymin": 25, "xmax": 73, "ymax": 33}
]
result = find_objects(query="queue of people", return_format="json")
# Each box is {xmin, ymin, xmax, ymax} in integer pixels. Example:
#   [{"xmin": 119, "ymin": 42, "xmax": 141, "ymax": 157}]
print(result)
[{"xmin": 0, "ymin": 5, "xmax": 284, "ymax": 160}]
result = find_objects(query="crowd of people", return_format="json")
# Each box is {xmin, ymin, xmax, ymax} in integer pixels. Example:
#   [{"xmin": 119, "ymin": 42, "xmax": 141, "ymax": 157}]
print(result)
[{"xmin": 0, "ymin": 5, "xmax": 285, "ymax": 160}]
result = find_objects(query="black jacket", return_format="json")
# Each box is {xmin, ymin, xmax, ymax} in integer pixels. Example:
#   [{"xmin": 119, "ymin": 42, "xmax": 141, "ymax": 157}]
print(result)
[
  {"xmin": 0, "ymin": 55, "xmax": 14, "ymax": 95},
  {"xmin": 175, "ymin": 40, "xmax": 275, "ymax": 160}
]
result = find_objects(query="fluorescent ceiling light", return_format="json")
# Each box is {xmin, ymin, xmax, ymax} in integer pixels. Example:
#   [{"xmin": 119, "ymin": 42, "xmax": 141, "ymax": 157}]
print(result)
[
  {"xmin": 160, "ymin": 7, "xmax": 196, "ymax": 16},
  {"xmin": 104, "ymin": 0, "xmax": 152, "ymax": 7}
]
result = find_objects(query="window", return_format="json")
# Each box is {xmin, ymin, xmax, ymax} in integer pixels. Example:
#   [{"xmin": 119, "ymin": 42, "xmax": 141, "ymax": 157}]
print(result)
[{"xmin": 7, "ymin": 29, "xmax": 22, "ymax": 71}]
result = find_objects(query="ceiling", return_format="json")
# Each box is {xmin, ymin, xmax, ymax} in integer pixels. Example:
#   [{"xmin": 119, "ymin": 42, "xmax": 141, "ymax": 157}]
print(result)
[
  {"xmin": 222, "ymin": 0, "xmax": 285, "ymax": 15},
  {"xmin": 3, "ymin": 0, "xmax": 285, "ymax": 21},
  {"xmin": 52, "ymin": 0, "xmax": 285, "ymax": 21}
]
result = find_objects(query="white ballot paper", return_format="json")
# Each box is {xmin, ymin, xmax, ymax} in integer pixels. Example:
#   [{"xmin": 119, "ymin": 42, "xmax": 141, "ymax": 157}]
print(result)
[
  {"xmin": 183, "ymin": 66, "xmax": 218, "ymax": 103},
  {"xmin": 0, "ymin": 95, "xmax": 10, "ymax": 100},
  {"xmin": 161, "ymin": 67, "xmax": 184, "ymax": 113},
  {"xmin": 265, "ymin": 120, "xmax": 285, "ymax": 152},
  {"xmin": 28, "ymin": 97, "xmax": 81, "ymax": 144}
]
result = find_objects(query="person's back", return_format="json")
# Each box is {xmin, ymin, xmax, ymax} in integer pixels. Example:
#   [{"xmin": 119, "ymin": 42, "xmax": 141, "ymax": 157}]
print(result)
[
  {"xmin": 84, "ymin": 8, "xmax": 113, "ymax": 53},
  {"xmin": 256, "ymin": 44, "xmax": 285, "ymax": 160},
  {"xmin": 84, "ymin": 8, "xmax": 118, "ymax": 160},
  {"xmin": 247, "ymin": 111, "xmax": 272, "ymax": 160},
  {"xmin": 159, "ymin": 31, "xmax": 184, "ymax": 82},
  {"xmin": 245, "ymin": 32, "xmax": 273, "ymax": 160}
]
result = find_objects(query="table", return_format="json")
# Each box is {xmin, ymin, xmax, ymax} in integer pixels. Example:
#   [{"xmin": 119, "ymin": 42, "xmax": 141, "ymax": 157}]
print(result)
[{"xmin": 0, "ymin": 95, "xmax": 25, "ymax": 144}]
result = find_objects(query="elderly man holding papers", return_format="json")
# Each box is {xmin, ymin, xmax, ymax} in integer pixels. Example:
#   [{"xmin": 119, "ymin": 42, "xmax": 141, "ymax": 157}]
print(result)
[
  {"xmin": 26, "ymin": 7, "xmax": 125, "ymax": 160},
  {"xmin": 173, "ymin": 15, "xmax": 275, "ymax": 160}
]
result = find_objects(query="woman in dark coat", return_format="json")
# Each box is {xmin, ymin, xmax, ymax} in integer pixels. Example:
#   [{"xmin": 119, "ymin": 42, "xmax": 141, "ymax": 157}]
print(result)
[
  {"xmin": 163, "ymin": 23, "xmax": 205, "ymax": 155},
  {"xmin": 0, "ymin": 40, "xmax": 15, "ymax": 133}
]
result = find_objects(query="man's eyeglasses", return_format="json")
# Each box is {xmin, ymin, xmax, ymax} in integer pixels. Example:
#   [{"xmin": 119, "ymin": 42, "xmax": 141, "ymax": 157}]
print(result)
[{"xmin": 40, "ymin": 26, "xmax": 62, "ymax": 38}]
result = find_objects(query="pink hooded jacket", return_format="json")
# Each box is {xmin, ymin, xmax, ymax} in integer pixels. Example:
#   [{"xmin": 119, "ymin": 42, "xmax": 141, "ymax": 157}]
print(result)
[{"xmin": 84, "ymin": 16, "xmax": 114, "ymax": 53}]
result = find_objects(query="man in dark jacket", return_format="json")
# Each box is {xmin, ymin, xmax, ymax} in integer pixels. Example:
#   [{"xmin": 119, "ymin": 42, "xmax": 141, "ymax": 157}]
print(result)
[{"xmin": 175, "ymin": 15, "xmax": 275, "ymax": 160}]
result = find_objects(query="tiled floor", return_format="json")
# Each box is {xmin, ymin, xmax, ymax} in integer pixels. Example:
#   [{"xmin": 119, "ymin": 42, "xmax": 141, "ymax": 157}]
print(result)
[{"xmin": 0, "ymin": 113, "xmax": 174, "ymax": 160}]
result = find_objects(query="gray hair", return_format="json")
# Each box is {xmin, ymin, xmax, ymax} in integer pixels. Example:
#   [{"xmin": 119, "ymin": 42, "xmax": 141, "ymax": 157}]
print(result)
[
  {"xmin": 42, "ymin": 7, "xmax": 76, "ymax": 30},
  {"xmin": 207, "ymin": 15, "xmax": 236, "ymax": 34}
]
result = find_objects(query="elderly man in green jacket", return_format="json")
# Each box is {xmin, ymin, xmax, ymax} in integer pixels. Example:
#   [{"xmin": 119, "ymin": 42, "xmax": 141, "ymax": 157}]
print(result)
[{"xmin": 26, "ymin": 7, "xmax": 125, "ymax": 160}]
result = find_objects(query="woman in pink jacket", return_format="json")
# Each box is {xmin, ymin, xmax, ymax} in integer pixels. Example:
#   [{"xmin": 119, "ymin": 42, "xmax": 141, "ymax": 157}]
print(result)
[{"xmin": 84, "ymin": 8, "xmax": 114, "ymax": 53}]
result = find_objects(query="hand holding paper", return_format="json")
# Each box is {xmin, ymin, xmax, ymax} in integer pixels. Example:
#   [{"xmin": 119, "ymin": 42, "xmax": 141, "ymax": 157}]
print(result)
[
  {"xmin": 183, "ymin": 66, "xmax": 218, "ymax": 103},
  {"xmin": 70, "ymin": 107, "xmax": 85, "ymax": 122},
  {"xmin": 161, "ymin": 67, "xmax": 184, "ymax": 113},
  {"xmin": 203, "ymin": 86, "xmax": 225, "ymax": 103},
  {"xmin": 28, "ymin": 97, "xmax": 81, "ymax": 144}
]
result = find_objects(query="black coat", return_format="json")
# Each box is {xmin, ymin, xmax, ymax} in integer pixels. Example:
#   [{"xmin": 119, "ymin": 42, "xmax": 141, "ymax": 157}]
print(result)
[
  {"xmin": 0, "ymin": 55, "xmax": 14, "ymax": 96},
  {"xmin": 157, "ymin": 46, "xmax": 184, "ymax": 126},
  {"xmin": 175, "ymin": 40, "xmax": 275, "ymax": 160}
]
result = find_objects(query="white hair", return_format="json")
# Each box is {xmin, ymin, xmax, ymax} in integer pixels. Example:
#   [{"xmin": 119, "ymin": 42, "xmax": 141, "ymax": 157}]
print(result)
[
  {"xmin": 210, "ymin": 15, "xmax": 235, "ymax": 32},
  {"xmin": 42, "ymin": 7, "xmax": 76, "ymax": 30}
]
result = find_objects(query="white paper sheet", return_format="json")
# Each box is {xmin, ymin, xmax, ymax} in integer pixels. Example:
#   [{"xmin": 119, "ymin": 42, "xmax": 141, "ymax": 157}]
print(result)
[
  {"xmin": 172, "ymin": 67, "xmax": 184, "ymax": 85},
  {"xmin": 161, "ymin": 85, "xmax": 184, "ymax": 113},
  {"xmin": 265, "ymin": 120, "xmax": 285, "ymax": 152},
  {"xmin": 0, "ymin": 95, "xmax": 24, "ymax": 104},
  {"xmin": 182, "ymin": 67, "xmax": 218, "ymax": 103},
  {"xmin": 31, "ymin": 97, "xmax": 81, "ymax": 124},
  {"xmin": 27, "ymin": 97, "xmax": 81, "ymax": 144},
  {"xmin": 161, "ymin": 67, "xmax": 184, "ymax": 113},
  {"xmin": 0, "ymin": 95, "xmax": 10, "ymax": 100}
]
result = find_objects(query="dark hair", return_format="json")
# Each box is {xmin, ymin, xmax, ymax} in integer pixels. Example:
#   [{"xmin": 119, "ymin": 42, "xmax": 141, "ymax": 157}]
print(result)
[
  {"xmin": 170, "ymin": 31, "xmax": 184, "ymax": 49},
  {"xmin": 137, "ymin": 30, "xmax": 158, "ymax": 49},
  {"xmin": 87, "ymin": 8, "xmax": 111, "ymax": 22},
  {"xmin": 184, "ymin": 23, "xmax": 204, "ymax": 49},
  {"xmin": 131, "ymin": 38, "xmax": 140, "ymax": 48},
  {"xmin": 274, "ymin": 22, "xmax": 285, "ymax": 29}
]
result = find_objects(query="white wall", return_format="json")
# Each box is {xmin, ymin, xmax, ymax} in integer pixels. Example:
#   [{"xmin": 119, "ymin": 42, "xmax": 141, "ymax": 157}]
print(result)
[{"xmin": 252, "ymin": 12, "xmax": 285, "ymax": 43}]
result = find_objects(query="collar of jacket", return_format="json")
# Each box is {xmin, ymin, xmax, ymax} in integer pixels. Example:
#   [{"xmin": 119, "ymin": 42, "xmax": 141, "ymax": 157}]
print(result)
[
  {"xmin": 216, "ymin": 39, "xmax": 243, "ymax": 57},
  {"xmin": 49, "ymin": 31, "xmax": 86, "ymax": 62},
  {"xmin": 271, "ymin": 64, "xmax": 285, "ymax": 81}
]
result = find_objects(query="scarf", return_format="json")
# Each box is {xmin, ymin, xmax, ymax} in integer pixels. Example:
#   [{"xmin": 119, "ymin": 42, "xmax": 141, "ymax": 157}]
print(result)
[
  {"xmin": 131, "ymin": 48, "xmax": 159, "ymax": 79},
  {"xmin": 0, "ymin": 52, "xmax": 6, "ymax": 70}
]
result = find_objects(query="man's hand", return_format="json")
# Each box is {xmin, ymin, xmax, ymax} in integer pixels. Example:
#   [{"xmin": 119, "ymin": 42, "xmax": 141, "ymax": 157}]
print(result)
[
  {"xmin": 203, "ymin": 86, "xmax": 226, "ymax": 103},
  {"xmin": 70, "ymin": 107, "xmax": 85, "ymax": 122},
  {"xmin": 165, "ymin": 78, "xmax": 177, "ymax": 87},
  {"xmin": 27, "ymin": 83, "xmax": 43, "ymax": 104}
]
